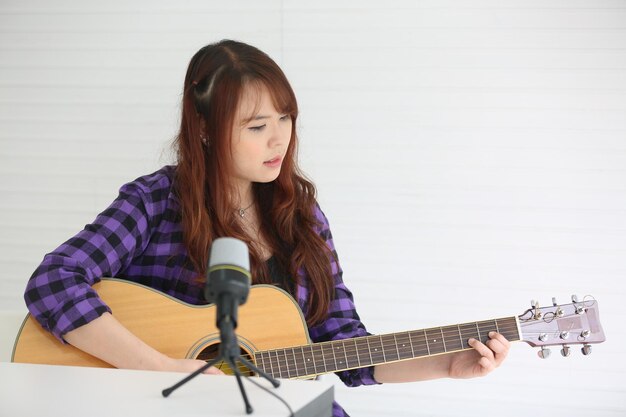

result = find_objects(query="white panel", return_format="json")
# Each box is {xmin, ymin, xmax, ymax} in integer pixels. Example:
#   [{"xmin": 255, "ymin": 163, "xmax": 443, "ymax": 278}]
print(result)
[
  {"xmin": 285, "ymin": 1, "xmax": 626, "ymax": 416},
  {"xmin": 1, "ymin": 1, "xmax": 625, "ymax": 416}
]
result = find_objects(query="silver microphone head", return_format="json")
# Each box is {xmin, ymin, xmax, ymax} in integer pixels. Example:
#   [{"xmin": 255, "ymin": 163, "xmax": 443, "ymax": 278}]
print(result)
[{"xmin": 208, "ymin": 237, "xmax": 250, "ymax": 271}]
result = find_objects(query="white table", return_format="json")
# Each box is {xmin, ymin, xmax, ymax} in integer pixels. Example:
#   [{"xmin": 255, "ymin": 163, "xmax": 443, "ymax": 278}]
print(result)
[{"xmin": 0, "ymin": 362, "xmax": 333, "ymax": 417}]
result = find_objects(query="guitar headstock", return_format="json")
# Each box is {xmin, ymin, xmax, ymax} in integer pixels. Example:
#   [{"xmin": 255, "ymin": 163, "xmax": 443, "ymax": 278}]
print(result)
[{"xmin": 518, "ymin": 295, "xmax": 605, "ymax": 359}]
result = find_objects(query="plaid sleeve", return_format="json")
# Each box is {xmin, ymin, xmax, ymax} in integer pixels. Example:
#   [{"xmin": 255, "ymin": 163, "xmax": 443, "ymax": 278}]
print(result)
[
  {"xmin": 24, "ymin": 182, "xmax": 154, "ymax": 343},
  {"xmin": 306, "ymin": 204, "xmax": 380, "ymax": 387}
]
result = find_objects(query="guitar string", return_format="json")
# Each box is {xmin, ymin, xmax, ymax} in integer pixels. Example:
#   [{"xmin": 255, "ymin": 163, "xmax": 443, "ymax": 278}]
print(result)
[
  {"xmin": 255, "ymin": 323, "xmax": 521, "ymax": 359},
  {"xmin": 257, "ymin": 323, "xmax": 520, "ymax": 358},
  {"xmin": 245, "ymin": 322, "xmax": 522, "ymax": 376},
  {"xmin": 207, "ymin": 318, "xmax": 521, "ymax": 376}
]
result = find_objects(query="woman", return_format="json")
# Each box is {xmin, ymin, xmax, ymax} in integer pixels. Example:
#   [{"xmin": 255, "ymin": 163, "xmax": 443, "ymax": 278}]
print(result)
[{"xmin": 24, "ymin": 40, "xmax": 510, "ymax": 417}]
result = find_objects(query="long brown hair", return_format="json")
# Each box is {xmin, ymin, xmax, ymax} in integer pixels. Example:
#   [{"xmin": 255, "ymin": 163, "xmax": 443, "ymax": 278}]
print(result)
[{"xmin": 174, "ymin": 40, "xmax": 333, "ymax": 325}]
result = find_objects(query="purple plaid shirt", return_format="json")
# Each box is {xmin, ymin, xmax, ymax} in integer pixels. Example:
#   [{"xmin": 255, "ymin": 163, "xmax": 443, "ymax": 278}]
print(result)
[{"xmin": 24, "ymin": 165, "xmax": 378, "ymax": 417}]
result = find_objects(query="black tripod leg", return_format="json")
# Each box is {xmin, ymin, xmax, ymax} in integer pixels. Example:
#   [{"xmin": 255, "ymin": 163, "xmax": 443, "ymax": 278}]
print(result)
[
  {"xmin": 162, "ymin": 357, "xmax": 222, "ymax": 398},
  {"xmin": 226, "ymin": 356, "xmax": 253, "ymax": 414},
  {"xmin": 238, "ymin": 355, "xmax": 281, "ymax": 388}
]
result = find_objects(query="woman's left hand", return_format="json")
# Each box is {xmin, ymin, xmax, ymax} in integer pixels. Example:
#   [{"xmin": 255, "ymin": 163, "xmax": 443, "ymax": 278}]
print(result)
[{"xmin": 448, "ymin": 331, "xmax": 510, "ymax": 379}]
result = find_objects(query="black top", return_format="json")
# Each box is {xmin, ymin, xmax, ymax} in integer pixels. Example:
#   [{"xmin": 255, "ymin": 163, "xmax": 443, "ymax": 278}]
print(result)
[{"xmin": 265, "ymin": 256, "xmax": 294, "ymax": 294}]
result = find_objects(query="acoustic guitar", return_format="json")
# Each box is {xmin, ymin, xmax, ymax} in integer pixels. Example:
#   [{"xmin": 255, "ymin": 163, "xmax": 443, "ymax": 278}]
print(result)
[{"xmin": 12, "ymin": 278, "xmax": 606, "ymax": 379}]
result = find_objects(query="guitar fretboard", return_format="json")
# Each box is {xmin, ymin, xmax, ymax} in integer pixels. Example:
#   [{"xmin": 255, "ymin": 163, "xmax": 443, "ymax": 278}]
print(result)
[{"xmin": 254, "ymin": 317, "xmax": 519, "ymax": 379}]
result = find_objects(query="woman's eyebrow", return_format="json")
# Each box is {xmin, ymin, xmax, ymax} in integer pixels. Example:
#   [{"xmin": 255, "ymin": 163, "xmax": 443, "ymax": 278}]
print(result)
[{"xmin": 242, "ymin": 114, "xmax": 271, "ymax": 124}]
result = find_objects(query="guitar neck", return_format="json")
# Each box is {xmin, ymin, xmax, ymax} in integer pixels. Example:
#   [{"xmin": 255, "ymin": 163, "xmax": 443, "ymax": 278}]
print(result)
[{"xmin": 254, "ymin": 316, "xmax": 521, "ymax": 379}]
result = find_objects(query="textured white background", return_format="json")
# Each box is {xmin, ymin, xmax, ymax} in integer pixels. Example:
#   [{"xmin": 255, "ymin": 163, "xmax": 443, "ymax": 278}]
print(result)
[{"xmin": 1, "ymin": 1, "xmax": 625, "ymax": 416}]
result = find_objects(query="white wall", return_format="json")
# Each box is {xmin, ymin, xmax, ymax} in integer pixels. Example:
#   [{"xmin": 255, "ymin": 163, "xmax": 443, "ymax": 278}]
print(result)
[{"xmin": 1, "ymin": 1, "xmax": 625, "ymax": 416}]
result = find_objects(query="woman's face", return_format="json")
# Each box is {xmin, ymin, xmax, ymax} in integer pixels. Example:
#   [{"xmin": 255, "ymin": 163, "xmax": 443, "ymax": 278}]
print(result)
[{"xmin": 230, "ymin": 83, "xmax": 292, "ymax": 197}]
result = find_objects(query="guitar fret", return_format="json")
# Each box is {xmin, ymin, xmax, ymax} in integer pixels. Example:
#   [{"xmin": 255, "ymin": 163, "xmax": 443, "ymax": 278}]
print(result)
[
  {"xmin": 282, "ymin": 349, "xmax": 291, "ymax": 378},
  {"xmin": 353, "ymin": 339, "xmax": 369, "ymax": 367},
  {"xmin": 459, "ymin": 322, "xmax": 479, "ymax": 348},
  {"xmin": 478, "ymin": 320, "xmax": 498, "ymax": 344},
  {"xmin": 258, "ymin": 351, "xmax": 268, "ymax": 376},
  {"xmin": 418, "ymin": 330, "xmax": 430, "ymax": 356},
  {"xmin": 335, "ymin": 342, "xmax": 348, "ymax": 370},
  {"xmin": 279, "ymin": 349, "xmax": 290, "ymax": 379},
  {"xmin": 266, "ymin": 351, "xmax": 275, "ymax": 377},
  {"xmin": 496, "ymin": 317, "xmax": 520, "ymax": 341},
  {"xmin": 344, "ymin": 339, "xmax": 359, "ymax": 369},
  {"xmin": 331, "ymin": 340, "xmax": 347, "ymax": 371},
  {"xmin": 329, "ymin": 345, "xmax": 339, "ymax": 370},
  {"xmin": 441, "ymin": 325, "xmax": 463, "ymax": 351},
  {"xmin": 341, "ymin": 339, "xmax": 356, "ymax": 368},
  {"xmin": 408, "ymin": 332, "xmax": 416, "ymax": 358},
  {"xmin": 381, "ymin": 334, "xmax": 397, "ymax": 362},
  {"xmin": 287, "ymin": 348, "xmax": 297, "ymax": 378},
  {"xmin": 365, "ymin": 337, "xmax": 374, "ymax": 365},
  {"xmin": 309, "ymin": 345, "xmax": 319, "ymax": 375},
  {"xmin": 424, "ymin": 328, "xmax": 445, "ymax": 355},
  {"xmin": 293, "ymin": 346, "xmax": 306, "ymax": 377},
  {"xmin": 368, "ymin": 335, "xmax": 384, "ymax": 363},
  {"xmin": 301, "ymin": 346, "xmax": 312, "ymax": 376},
  {"xmin": 396, "ymin": 332, "xmax": 412, "ymax": 360},
  {"xmin": 408, "ymin": 330, "xmax": 427, "ymax": 358},
  {"xmin": 279, "ymin": 350, "xmax": 288, "ymax": 378},
  {"xmin": 311, "ymin": 344, "xmax": 325, "ymax": 374},
  {"xmin": 302, "ymin": 346, "xmax": 310, "ymax": 376},
  {"xmin": 282, "ymin": 350, "xmax": 291, "ymax": 378},
  {"xmin": 440, "ymin": 328, "xmax": 447, "ymax": 352},
  {"xmin": 272, "ymin": 350, "xmax": 283, "ymax": 378},
  {"xmin": 266, "ymin": 351, "xmax": 274, "ymax": 375},
  {"xmin": 379, "ymin": 335, "xmax": 388, "ymax": 362},
  {"xmin": 293, "ymin": 347, "xmax": 300, "ymax": 376},
  {"xmin": 321, "ymin": 343, "xmax": 336, "ymax": 374},
  {"xmin": 393, "ymin": 334, "xmax": 401, "ymax": 359},
  {"xmin": 323, "ymin": 343, "xmax": 331, "ymax": 372},
  {"xmin": 254, "ymin": 352, "xmax": 264, "ymax": 375}
]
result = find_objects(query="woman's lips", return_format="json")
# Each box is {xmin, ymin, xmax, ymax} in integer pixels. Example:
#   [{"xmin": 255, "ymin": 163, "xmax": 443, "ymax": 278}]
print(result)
[{"xmin": 263, "ymin": 156, "xmax": 282, "ymax": 168}]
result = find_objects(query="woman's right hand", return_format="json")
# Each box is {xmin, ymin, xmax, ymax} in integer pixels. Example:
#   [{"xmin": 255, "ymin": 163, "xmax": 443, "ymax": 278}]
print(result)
[{"xmin": 161, "ymin": 357, "xmax": 225, "ymax": 375}]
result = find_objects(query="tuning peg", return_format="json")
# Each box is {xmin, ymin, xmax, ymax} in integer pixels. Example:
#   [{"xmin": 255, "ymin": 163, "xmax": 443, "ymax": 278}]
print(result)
[
  {"xmin": 537, "ymin": 347, "xmax": 551, "ymax": 359},
  {"xmin": 552, "ymin": 297, "xmax": 557, "ymax": 306},
  {"xmin": 560, "ymin": 345, "xmax": 571, "ymax": 357},
  {"xmin": 572, "ymin": 294, "xmax": 585, "ymax": 314},
  {"xmin": 581, "ymin": 344, "xmax": 592, "ymax": 356},
  {"xmin": 531, "ymin": 300, "xmax": 542, "ymax": 319}
]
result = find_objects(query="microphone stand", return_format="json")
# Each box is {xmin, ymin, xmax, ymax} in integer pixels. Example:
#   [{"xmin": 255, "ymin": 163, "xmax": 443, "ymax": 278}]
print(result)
[{"xmin": 161, "ymin": 293, "xmax": 280, "ymax": 414}]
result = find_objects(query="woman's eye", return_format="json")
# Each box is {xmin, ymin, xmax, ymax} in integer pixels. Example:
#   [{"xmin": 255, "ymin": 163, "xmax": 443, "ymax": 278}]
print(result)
[
  {"xmin": 249, "ymin": 124, "xmax": 266, "ymax": 132},
  {"xmin": 280, "ymin": 114, "xmax": 290, "ymax": 121}
]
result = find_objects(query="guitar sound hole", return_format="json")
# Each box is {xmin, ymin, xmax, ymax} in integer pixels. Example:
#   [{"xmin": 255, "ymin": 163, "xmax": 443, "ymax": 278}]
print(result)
[{"xmin": 196, "ymin": 344, "xmax": 254, "ymax": 376}]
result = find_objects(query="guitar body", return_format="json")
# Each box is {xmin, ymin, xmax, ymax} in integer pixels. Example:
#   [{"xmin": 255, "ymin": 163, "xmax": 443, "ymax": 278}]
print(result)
[{"xmin": 12, "ymin": 278, "xmax": 310, "ymax": 369}]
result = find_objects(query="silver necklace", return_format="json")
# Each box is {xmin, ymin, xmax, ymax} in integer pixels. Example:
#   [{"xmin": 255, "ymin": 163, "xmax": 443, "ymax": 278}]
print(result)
[{"xmin": 237, "ymin": 201, "xmax": 254, "ymax": 218}]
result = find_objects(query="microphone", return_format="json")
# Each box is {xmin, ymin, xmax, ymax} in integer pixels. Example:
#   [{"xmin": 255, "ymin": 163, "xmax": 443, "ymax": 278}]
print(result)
[
  {"xmin": 204, "ymin": 237, "xmax": 251, "ymax": 331},
  {"xmin": 162, "ymin": 236, "xmax": 280, "ymax": 406}
]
